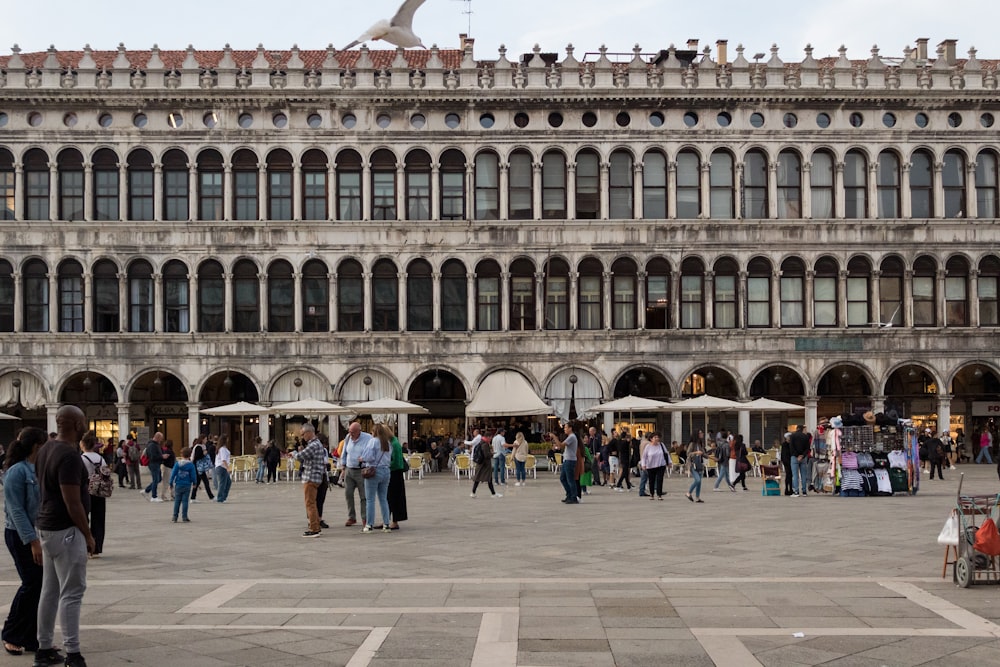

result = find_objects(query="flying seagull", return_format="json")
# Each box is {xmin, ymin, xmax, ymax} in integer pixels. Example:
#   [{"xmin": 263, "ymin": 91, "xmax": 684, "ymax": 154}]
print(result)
[
  {"xmin": 870, "ymin": 303, "xmax": 901, "ymax": 328},
  {"xmin": 342, "ymin": 0, "xmax": 428, "ymax": 50}
]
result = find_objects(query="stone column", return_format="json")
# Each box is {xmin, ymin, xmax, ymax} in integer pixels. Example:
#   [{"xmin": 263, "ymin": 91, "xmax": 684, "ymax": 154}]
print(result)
[
  {"xmin": 327, "ymin": 163, "xmax": 337, "ymax": 220},
  {"xmin": 636, "ymin": 271, "xmax": 647, "ymax": 330},
  {"xmin": 48, "ymin": 161, "xmax": 58, "ymax": 221},
  {"xmin": 12, "ymin": 274, "xmax": 21, "ymax": 332},
  {"xmin": 671, "ymin": 411, "xmax": 683, "ymax": 443},
  {"xmin": 667, "ymin": 160, "xmax": 677, "ymax": 219},
  {"xmin": 258, "ymin": 274, "xmax": 268, "ymax": 331},
  {"xmin": 771, "ymin": 270, "xmax": 782, "ymax": 328},
  {"xmin": 699, "ymin": 161, "xmax": 710, "ymax": 219},
  {"xmin": 187, "ymin": 402, "xmax": 202, "ymax": 440},
  {"xmin": 398, "ymin": 272, "xmax": 407, "ymax": 331},
  {"xmin": 258, "ymin": 408, "xmax": 270, "ymax": 444},
  {"xmin": 870, "ymin": 270, "xmax": 881, "ymax": 326},
  {"xmin": 569, "ymin": 271, "xmax": 579, "ymax": 330},
  {"xmin": 870, "ymin": 395, "xmax": 885, "ymax": 414},
  {"xmin": 738, "ymin": 407, "xmax": 750, "ymax": 440},
  {"xmin": 47, "ymin": 272, "xmax": 57, "ymax": 332},
  {"xmin": 466, "ymin": 273, "xmax": 475, "ymax": 332},
  {"xmin": 734, "ymin": 162, "xmax": 744, "ymax": 220},
  {"xmin": 396, "ymin": 163, "xmax": 407, "ymax": 220},
  {"xmin": 804, "ymin": 396, "xmax": 819, "ymax": 433},
  {"xmin": 82, "ymin": 271, "xmax": 93, "ymax": 333},
  {"xmin": 153, "ymin": 272, "xmax": 163, "ymax": 332},
  {"xmin": 500, "ymin": 271, "xmax": 510, "ymax": 331},
  {"xmin": 969, "ymin": 269, "xmax": 980, "ymax": 327},
  {"xmin": 258, "ymin": 164, "xmax": 267, "ymax": 220},
  {"xmin": 966, "ymin": 161, "xmax": 979, "ymax": 218},
  {"xmin": 498, "ymin": 162, "xmax": 509, "ymax": 221},
  {"xmin": 767, "ymin": 161, "xmax": 778, "ymax": 219},
  {"xmin": 602, "ymin": 271, "xmax": 612, "ymax": 329},
  {"xmin": 13, "ymin": 164, "xmax": 24, "ymax": 219},
  {"xmin": 867, "ymin": 162, "xmax": 879, "ymax": 219},
  {"xmin": 737, "ymin": 271, "xmax": 747, "ymax": 329},
  {"xmin": 223, "ymin": 163, "xmax": 233, "ymax": 220},
  {"xmin": 534, "ymin": 271, "xmax": 544, "ymax": 331},
  {"xmin": 804, "ymin": 269, "xmax": 815, "ymax": 328},
  {"xmin": 293, "ymin": 272, "xmax": 303, "ymax": 332},
  {"xmin": 224, "ymin": 272, "xmax": 234, "ymax": 332},
  {"xmin": 292, "ymin": 161, "xmax": 302, "ymax": 221},
  {"xmin": 936, "ymin": 268, "xmax": 946, "ymax": 327},
  {"xmin": 361, "ymin": 161, "xmax": 372, "ymax": 221},
  {"xmin": 83, "ymin": 162, "xmax": 94, "ymax": 221},
  {"xmin": 802, "ymin": 160, "xmax": 814, "ymax": 219},
  {"xmin": 118, "ymin": 163, "xmax": 128, "ymax": 221},
  {"xmin": 670, "ymin": 270, "xmax": 681, "ymax": 329},
  {"xmin": 118, "ymin": 270, "xmax": 127, "ymax": 332},
  {"xmin": 188, "ymin": 163, "xmax": 198, "ymax": 220},
  {"xmin": 46, "ymin": 403, "xmax": 59, "ymax": 436},
  {"xmin": 363, "ymin": 271, "xmax": 373, "ymax": 331},
  {"xmin": 903, "ymin": 269, "xmax": 914, "ymax": 328},
  {"xmin": 833, "ymin": 160, "xmax": 844, "ymax": 219},
  {"xmin": 188, "ymin": 272, "xmax": 199, "ymax": 333},
  {"xmin": 937, "ymin": 394, "xmax": 952, "ymax": 436},
  {"xmin": 532, "ymin": 161, "xmax": 542, "ymax": 220},
  {"xmin": 599, "ymin": 160, "xmax": 610, "ymax": 220},
  {"xmin": 153, "ymin": 162, "xmax": 163, "ymax": 221},
  {"xmin": 704, "ymin": 272, "xmax": 715, "ymax": 329},
  {"xmin": 117, "ymin": 403, "xmax": 132, "ymax": 440},
  {"xmin": 566, "ymin": 162, "xmax": 577, "ymax": 220},
  {"xmin": 838, "ymin": 269, "xmax": 848, "ymax": 327},
  {"xmin": 465, "ymin": 163, "xmax": 475, "ymax": 220},
  {"xmin": 900, "ymin": 161, "xmax": 912, "ymax": 218},
  {"xmin": 932, "ymin": 161, "xmax": 944, "ymax": 218},
  {"xmin": 329, "ymin": 274, "xmax": 338, "ymax": 332},
  {"xmin": 432, "ymin": 271, "xmax": 442, "ymax": 331},
  {"xmin": 634, "ymin": 162, "xmax": 644, "ymax": 219}
]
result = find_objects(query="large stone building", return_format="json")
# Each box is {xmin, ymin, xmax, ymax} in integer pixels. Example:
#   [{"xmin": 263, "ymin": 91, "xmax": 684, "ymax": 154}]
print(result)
[{"xmin": 1, "ymin": 35, "xmax": 998, "ymax": 449}]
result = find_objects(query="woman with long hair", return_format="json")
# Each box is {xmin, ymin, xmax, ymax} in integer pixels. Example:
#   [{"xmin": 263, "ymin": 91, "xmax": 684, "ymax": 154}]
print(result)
[
  {"xmin": 2, "ymin": 427, "xmax": 47, "ymax": 655},
  {"xmin": 511, "ymin": 432, "xmax": 529, "ymax": 486},
  {"xmin": 360, "ymin": 423, "xmax": 393, "ymax": 532},
  {"xmin": 79, "ymin": 431, "xmax": 107, "ymax": 557},
  {"xmin": 730, "ymin": 434, "xmax": 750, "ymax": 491},
  {"xmin": 386, "ymin": 430, "xmax": 408, "ymax": 530},
  {"xmin": 190, "ymin": 439, "xmax": 215, "ymax": 501}
]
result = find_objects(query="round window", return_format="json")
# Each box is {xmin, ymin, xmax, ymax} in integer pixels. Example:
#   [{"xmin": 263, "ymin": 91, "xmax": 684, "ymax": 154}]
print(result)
[
  {"xmin": 882, "ymin": 112, "xmax": 897, "ymax": 128},
  {"xmin": 167, "ymin": 112, "xmax": 183, "ymax": 129},
  {"xmin": 479, "ymin": 113, "xmax": 495, "ymax": 129},
  {"xmin": 915, "ymin": 112, "xmax": 929, "ymax": 128},
  {"xmin": 202, "ymin": 112, "xmax": 218, "ymax": 129},
  {"xmin": 582, "ymin": 111, "xmax": 598, "ymax": 127},
  {"xmin": 238, "ymin": 113, "xmax": 253, "ymax": 129},
  {"xmin": 783, "ymin": 113, "xmax": 798, "ymax": 128},
  {"xmin": 615, "ymin": 112, "xmax": 630, "ymax": 127},
  {"xmin": 683, "ymin": 111, "xmax": 699, "ymax": 127},
  {"xmin": 716, "ymin": 112, "xmax": 732, "ymax": 127},
  {"xmin": 375, "ymin": 113, "xmax": 391, "ymax": 129},
  {"xmin": 848, "ymin": 112, "xmax": 864, "ymax": 128},
  {"xmin": 97, "ymin": 113, "xmax": 113, "ymax": 128},
  {"xmin": 27, "ymin": 112, "xmax": 42, "ymax": 127},
  {"xmin": 981, "ymin": 113, "xmax": 996, "ymax": 129},
  {"xmin": 547, "ymin": 112, "xmax": 563, "ymax": 128},
  {"xmin": 648, "ymin": 112, "xmax": 664, "ymax": 128},
  {"xmin": 272, "ymin": 113, "xmax": 288, "ymax": 129},
  {"xmin": 816, "ymin": 113, "xmax": 831, "ymax": 128},
  {"xmin": 445, "ymin": 113, "xmax": 461, "ymax": 129},
  {"xmin": 513, "ymin": 112, "xmax": 529, "ymax": 128},
  {"xmin": 0, "ymin": 112, "xmax": 8, "ymax": 127},
  {"xmin": 63, "ymin": 112, "xmax": 78, "ymax": 127},
  {"xmin": 947, "ymin": 112, "xmax": 962, "ymax": 128},
  {"xmin": 341, "ymin": 113, "xmax": 357, "ymax": 129},
  {"xmin": 307, "ymin": 113, "xmax": 322, "ymax": 129},
  {"xmin": 749, "ymin": 112, "xmax": 765, "ymax": 128},
  {"xmin": 133, "ymin": 113, "xmax": 148, "ymax": 128}
]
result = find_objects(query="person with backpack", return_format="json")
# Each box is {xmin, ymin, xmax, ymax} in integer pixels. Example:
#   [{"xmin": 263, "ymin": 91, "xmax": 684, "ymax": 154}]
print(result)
[
  {"xmin": 125, "ymin": 436, "xmax": 142, "ymax": 490},
  {"xmin": 927, "ymin": 433, "xmax": 945, "ymax": 480},
  {"xmin": 141, "ymin": 433, "xmax": 165, "ymax": 502},
  {"xmin": 168, "ymin": 447, "xmax": 197, "ymax": 522},
  {"xmin": 80, "ymin": 431, "xmax": 110, "ymax": 558}
]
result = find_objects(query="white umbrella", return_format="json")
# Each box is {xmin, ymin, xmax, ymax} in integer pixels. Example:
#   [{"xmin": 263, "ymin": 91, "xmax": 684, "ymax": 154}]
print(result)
[
  {"xmin": 202, "ymin": 401, "xmax": 270, "ymax": 455},
  {"xmin": 0, "ymin": 411, "xmax": 19, "ymax": 420},
  {"xmin": 670, "ymin": 394, "xmax": 743, "ymax": 441},
  {"xmin": 742, "ymin": 397, "xmax": 805, "ymax": 445},
  {"xmin": 268, "ymin": 399, "xmax": 350, "ymax": 416},
  {"xmin": 345, "ymin": 398, "xmax": 430, "ymax": 414},
  {"xmin": 590, "ymin": 395, "xmax": 676, "ymax": 433}
]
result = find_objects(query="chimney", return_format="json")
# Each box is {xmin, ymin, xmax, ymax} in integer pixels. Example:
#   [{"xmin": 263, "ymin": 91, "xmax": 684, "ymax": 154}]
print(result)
[
  {"xmin": 716, "ymin": 39, "xmax": 728, "ymax": 65},
  {"xmin": 915, "ymin": 37, "xmax": 928, "ymax": 61},
  {"xmin": 938, "ymin": 39, "xmax": 957, "ymax": 65},
  {"xmin": 459, "ymin": 33, "xmax": 475, "ymax": 51},
  {"xmin": 687, "ymin": 39, "xmax": 699, "ymax": 51}
]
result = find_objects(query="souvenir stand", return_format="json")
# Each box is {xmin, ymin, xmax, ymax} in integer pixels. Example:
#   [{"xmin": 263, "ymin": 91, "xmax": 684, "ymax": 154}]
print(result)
[{"xmin": 827, "ymin": 421, "xmax": 920, "ymax": 496}]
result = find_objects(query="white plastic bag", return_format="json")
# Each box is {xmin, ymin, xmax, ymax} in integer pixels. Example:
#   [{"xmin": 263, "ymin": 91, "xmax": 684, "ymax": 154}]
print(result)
[{"xmin": 937, "ymin": 510, "xmax": 959, "ymax": 546}]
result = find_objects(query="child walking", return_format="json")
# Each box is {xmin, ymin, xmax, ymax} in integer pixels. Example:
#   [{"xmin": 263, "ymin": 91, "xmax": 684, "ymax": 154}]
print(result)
[{"xmin": 169, "ymin": 446, "xmax": 197, "ymax": 522}]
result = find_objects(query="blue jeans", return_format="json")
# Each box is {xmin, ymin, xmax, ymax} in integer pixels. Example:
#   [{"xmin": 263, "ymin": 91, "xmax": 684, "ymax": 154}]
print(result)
[
  {"xmin": 791, "ymin": 457, "xmax": 810, "ymax": 493},
  {"xmin": 256, "ymin": 457, "xmax": 265, "ymax": 482},
  {"xmin": 559, "ymin": 459, "xmax": 578, "ymax": 501},
  {"xmin": 713, "ymin": 461, "xmax": 730, "ymax": 488},
  {"xmin": 688, "ymin": 469, "xmax": 703, "ymax": 498},
  {"xmin": 215, "ymin": 467, "xmax": 232, "ymax": 502},
  {"xmin": 514, "ymin": 459, "xmax": 526, "ymax": 482},
  {"xmin": 638, "ymin": 468, "xmax": 649, "ymax": 495},
  {"xmin": 173, "ymin": 485, "xmax": 191, "ymax": 519},
  {"xmin": 363, "ymin": 466, "xmax": 391, "ymax": 527},
  {"xmin": 492, "ymin": 456, "xmax": 507, "ymax": 484},
  {"xmin": 144, "ymin": 463, "xmax": 161, "ymax": 498},
  {"xmin": 977, "ymin": 447, "xmax": 994, "ymax": 464}
]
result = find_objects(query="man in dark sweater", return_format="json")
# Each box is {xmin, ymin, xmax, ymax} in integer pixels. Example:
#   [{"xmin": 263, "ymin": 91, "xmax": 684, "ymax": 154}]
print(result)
[{"xmin": 789, "ymin": 425, "xmax": 811, "ymax": 497}]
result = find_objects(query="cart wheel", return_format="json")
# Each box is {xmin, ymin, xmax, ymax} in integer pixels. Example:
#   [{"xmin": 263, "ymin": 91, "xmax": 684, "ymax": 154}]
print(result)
[{"xmin": 955, "ymin": 555, "xmax": 974, "ymax": 588}]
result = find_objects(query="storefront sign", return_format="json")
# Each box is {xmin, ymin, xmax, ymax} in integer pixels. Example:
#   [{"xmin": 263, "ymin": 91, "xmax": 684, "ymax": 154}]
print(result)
[{"xmin": 972, "ymin": 401, "xmax": 1000, "ymax": 416}]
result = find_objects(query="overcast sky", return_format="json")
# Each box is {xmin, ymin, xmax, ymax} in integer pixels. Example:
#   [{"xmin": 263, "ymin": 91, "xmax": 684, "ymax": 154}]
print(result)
[{"xmin": 2, "ymin": 0, "xmax": 996, "ymax": 63}]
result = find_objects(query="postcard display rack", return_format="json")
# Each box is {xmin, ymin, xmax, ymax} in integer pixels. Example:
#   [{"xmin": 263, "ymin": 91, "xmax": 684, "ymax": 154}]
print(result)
[{"xmin": 830, "ymin": 425, "xmax": 920, "ymax": 496}]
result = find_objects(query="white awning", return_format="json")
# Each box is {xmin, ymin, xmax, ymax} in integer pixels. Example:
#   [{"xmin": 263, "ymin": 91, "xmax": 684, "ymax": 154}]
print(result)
[{"xmin": 466, "ymin": 371, "xmax": 551, "ymax": 417}]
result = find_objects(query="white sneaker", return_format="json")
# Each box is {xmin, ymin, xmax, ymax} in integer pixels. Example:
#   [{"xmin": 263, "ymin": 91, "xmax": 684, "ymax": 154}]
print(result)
[
  {"xmin": 950, "ymin": 466, "xmax": 956, "ymax": 470},
  {"xmin": 615, "ymin": 487, "xmax": 624, "ymax": 493},
  {"xmin": 150, "ymin": 497, "xmax": 164, "ymax": 503},
  {"xmin": 515, "ymin": 482, "xmax": 521, "ymax": 487},
  {"xmin": 191, "ymin": 499, "xmax": 200, "ymax": 503},
  {"xmin": 493, "ymin": 493, "xmax": 503, "ymax": 498},
  {"xmin": 470, "ymin": 493, "xmax": 477, "ymax": 498}
]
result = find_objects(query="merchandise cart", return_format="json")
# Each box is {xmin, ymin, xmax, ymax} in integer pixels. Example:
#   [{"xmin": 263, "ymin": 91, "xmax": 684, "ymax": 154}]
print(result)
[{"xmin": 953, "ymin": 473, "xmax": 1000, "ymax": 587}]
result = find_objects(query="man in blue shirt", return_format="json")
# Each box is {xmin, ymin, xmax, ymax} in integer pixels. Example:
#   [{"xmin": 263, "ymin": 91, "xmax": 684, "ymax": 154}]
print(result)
[{"xmin": 339, "ymin": 422, "xmax": 372, "ymax": 526}]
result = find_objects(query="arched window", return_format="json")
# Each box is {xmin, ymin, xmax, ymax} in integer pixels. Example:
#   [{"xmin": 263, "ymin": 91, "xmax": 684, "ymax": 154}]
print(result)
[
  {"xmin": 810, "ymin": 150, "xmax": 834, "ymax": 218},
  {"xmin": 611, "ymin": 257, "xmax": 637, "ymax": 329},
  {"xmin": 879, "ymin": 257, "xmax": 904, "ymax": 326},
  {"xmin": 127, "ymin": 259, "xmax": 154, "ymax": 332},
  {"xmin": 509, "ymin": 258, "xmax": 536, "ymax": 331},
  {"xmin": 844, "ymin": 150, "xmax": 868, "ymax": 218},
  {"xmin": 372, "ymin": 258, "xmax": 398, "ymax": 331},
  {"xmin": 440, "ymin": 259, "xmax": 467, "ymax": 331},
  {"xmin": 578, "ymin": 257, "xmax": 603, "ymax": 329},
  {"xmin": 542, "ymin": 150, "xmax": 566, "ymax": 219},
  {"xmin": 609, "ymin": 150, "xmax": 634, "ymax": 218},
  {"xmin": 406, "ymin": 259, "xmax": 433, "ymax": 331},
  {"xmin": 776, "ymin": 150, "xmax": 801, "ymax": 218},
  {"xmin": 440, "ymin": 149, "xmax": 466, "ymax": 220},
  {"xmin": 232, "ymin": 149, "xmax": 259, "ymax": 221},
  {"xmin": 544, "ymin": 258, "xmax": 569, "ymax": 330},
  {"xmin": 58, "ymin": 148, "xmax": 84, "ymax": 221},
  {"xmin": 814, "ymin": 256, "xmax": 839, "ymax": 327},
  {"xmin": 405, "ymin": 149, "xmax": 431, "ymax": 220},
  {"xmin": 979, "ymin": 255, "xmax": 1000, "ymax": 326},
  {"xmin": 975, "ymin": 151, "xmax": 998, "ymax": 218},
  {"xmin": 301, "ymin": 149, "xmax": 328, "ymax": 220},
  {"xmin": 943, "ymin": 149, "xmax": 966, "ymax": 218},
  {"xmin": 266, "ymin": 149, "xmax": 293, "ymax": 220},
  {"xmin": 575, "ymin": 150, "xmax": 599, "ymax": 219},
  {"xmin": 474, "ymin": 151, "xmax": 499, "ymax": 220},
  {"xmin": 676, "ymin": 150, "xmax": 700, "ymax": 219},
  {"xmin": 23, "ymin": 148, "xmax": 50, "ymax": 221},
  {"xmin": 912, "ymin": 255, "xmax": 937, "ymax": 326},
  {"xmin": 747, "ymin": 257, "xmax": 772, "ymax": 328},
  {"xmin": 267, "ymin": 260, "xmax": 294, "ymax": 332},
  {"xmin": 0, "ymin": 260, "xmax": 13, "ymax": 331},
  {"xmin": 337, "ymin": 259, "xmax": 363, "ymax": 331},
  {"xmin": 910, "ymin": 150, "xmax": 934, "ymax": 218},
  {"xmin": 23, "ymin": 259, "xmax": 49, "ymax": 332},
  {"xmin": 475, "ymin": 260, "xmax": 501, "ymax": 331},
  {"xmin": 371, "ymin": 149, "xmax": 397, "ymax": 220},
  {"xmin": 197, "ymin": 260, "xmax": 224, "ymax": 332},
  {"xmin": 301, "ymin": 259, "xmax": 329, "ymax": 332},
  {"xmin": 713, "ymin": 258, "xmax": 738, "ymax": 329},
  {"xmin": 743, "ymin": 149, "xmax": 768, "ymax": 218},
  {"xmin": 779, "ymin": 257, "xmax": 805, "ymax": 327},
  {"xmin": 508, "ymin": 150, "xmax": 533, "ymax": 220},
  {"xmin": 945, "ymin": 256, "xmax": 969, "ymax": 326},
  {"xmin": 92, "ymin": 148, "xmax": 119, "ymax": 221},
  {"xmin": 92, "ymin": 259, "xmax": 119, "ymax": 332},
  {"xmin": 645, "ymin": 257, "xmax": 670, "ymax": 329},
  {"xmin": 127, "ymin": 149, "xmax": 154, "ymax": 221},
  {"xmin": 162, "ymin": 260, "xmax": 189, "ymax": 332},
  {"xmin": 232, "ymin": 259, "xmax": 259, "ymax": 332},
  {"xmin": 336, "ymin": 149, "xmax": 362, "ymax": 220},
  {"xmin": 846, "ymin": 256, "xmax": 871, "ymax": 327},
  {"xmin": 57, "ymin": 259, "xmax": 84, "ymax": 332},
  {"xmin": 877, "ymin": 150, "xmax": 900, "ymax": 218},
  {"xmin": 642, "ymin": 150, "xmax": 667, "ymax": 219},
  {"xmin": 710, "ymin": 150, "xmax": 734, "ymax": 219},
  {"xmin": 0, "ymin": 148, "xmax": 14, "ymax": 220},
  {"xmin": 197, "ymin": 149, "xmax": 224, "ymax": 221},
  {"xmin": 680, "ymin": 257, "xmax": 704, "ymax": 329},
  {"xmin": 162, "ymin": 149, "xmax": 189, "ymax": 221}
]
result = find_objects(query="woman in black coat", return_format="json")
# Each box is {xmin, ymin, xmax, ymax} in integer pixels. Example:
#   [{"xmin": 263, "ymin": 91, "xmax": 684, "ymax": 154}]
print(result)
[{"xmin": 264, "ymin": 440, "xmax": 282, "ymax": 483}]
